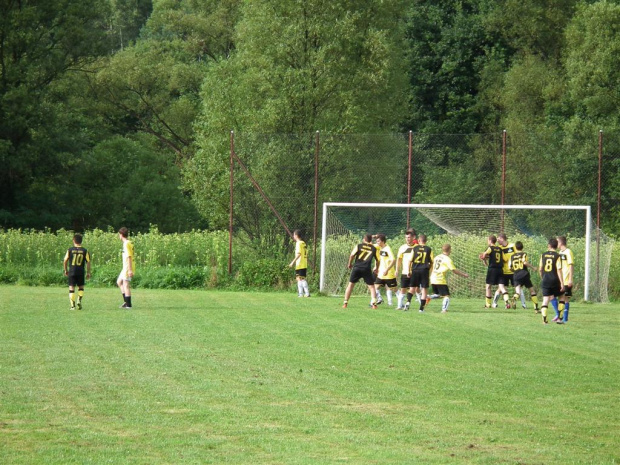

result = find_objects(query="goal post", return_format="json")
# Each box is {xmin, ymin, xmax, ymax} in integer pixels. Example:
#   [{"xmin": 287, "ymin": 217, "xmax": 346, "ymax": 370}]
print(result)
[{"xmin": 320, "ymin": 202, "xmax": 613, "ymax": 302}]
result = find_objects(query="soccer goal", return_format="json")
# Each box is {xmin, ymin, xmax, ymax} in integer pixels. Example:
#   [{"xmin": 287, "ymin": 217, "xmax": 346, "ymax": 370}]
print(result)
[{"xmin": 320, "ymin": 203, "xmax": 614, "ymax": 302}]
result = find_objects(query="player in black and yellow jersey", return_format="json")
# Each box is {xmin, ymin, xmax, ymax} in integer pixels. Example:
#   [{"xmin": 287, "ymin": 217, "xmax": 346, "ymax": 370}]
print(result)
[
  {"xmin": 406, "ymin": 234, "xmax": 434, "ymax": 312},
  {"xmin": 539, "ymin": 238, "xmax": 564, "ymax": 325},
  {"xmin": 479, "ymin": 235, "xmax": 508, "ymax": 308},
  {"xmin": 509, "ymin": 241, "xmax": 539, "ymax": 312},
  {"xmin": 496, "ymin": 233, "xmax": 517, "ymax": 309},
  {"xmin": 63, "ymin": 234, "xmax": 91, "ymax": 310},
  {"xmin": 343, "ymin": 234, "xmax": 380, "ymax": 309},
  {"xmin": 395, "ymin": 229, "xmax": 418, "ymax": 309}
]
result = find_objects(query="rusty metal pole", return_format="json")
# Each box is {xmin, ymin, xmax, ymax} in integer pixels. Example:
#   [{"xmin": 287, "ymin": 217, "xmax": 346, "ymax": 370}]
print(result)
[
  {"xmin": 407, "ymin": 130, "xmax": 412, "ymax": 229},
  {"xmin": 229, "ymin": 131, "xmax": 234, "ymax": 275},
  {"xmin": 597, "ymin": 129, "xmax": 603, "ymax": 297},
  {"xmin": 313, "ymin": 131, "xmax": 320, "ymax": 276},
  {"xmin": 501, "ymin": 130, "xmax": 507, "ymax": 233}
]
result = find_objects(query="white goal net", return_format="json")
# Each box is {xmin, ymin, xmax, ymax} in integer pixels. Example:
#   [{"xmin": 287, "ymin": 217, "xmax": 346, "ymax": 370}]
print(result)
[{"xmin": 320, "ymin": 203, "xmax": 614, "ymax": 302}]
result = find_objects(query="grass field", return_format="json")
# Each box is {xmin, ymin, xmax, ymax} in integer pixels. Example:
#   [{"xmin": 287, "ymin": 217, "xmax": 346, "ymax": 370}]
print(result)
[{"xmin": 1, "ymin": 286, "xmax": 618, "ymax": 464}]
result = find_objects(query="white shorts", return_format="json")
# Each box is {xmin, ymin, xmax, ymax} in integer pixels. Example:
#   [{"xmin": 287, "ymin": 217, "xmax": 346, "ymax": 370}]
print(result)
[{"xmin": 118, "ymin": 270, "xmax": 132, "ymax": 282}]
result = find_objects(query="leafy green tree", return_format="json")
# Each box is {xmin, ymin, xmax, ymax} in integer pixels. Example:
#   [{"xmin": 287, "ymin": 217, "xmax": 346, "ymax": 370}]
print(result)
[
  {"xmin": 0, "ymin": 0, "xmax": 113, "ymax": 228},
  {"xmin": 188, "ymin": 0, "xmax": 410, "ymax": 243}
]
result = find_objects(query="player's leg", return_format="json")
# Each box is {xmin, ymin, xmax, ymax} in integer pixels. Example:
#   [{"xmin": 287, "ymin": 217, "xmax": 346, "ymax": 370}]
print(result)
[
  {"xmin": 343, "ymin": 281, "xmax": 355, "ymax": 308},
  {"xmin": 68, "ymin": 284, "xmax": 76, "ymax": 310},
  {"xmin": 529, "ymin": 287, "xmax": 540, "ymax": 312},
  {"xmin": 563, "ymin": 287, "xmax": 572, "ymax": 322},
  {"xmin": 540, "ymin": 294, "xmax": 552, "ymax": 324},
  {"xmin": 485, "ymin": 283, "xmax": 493, "ymax": 308}
]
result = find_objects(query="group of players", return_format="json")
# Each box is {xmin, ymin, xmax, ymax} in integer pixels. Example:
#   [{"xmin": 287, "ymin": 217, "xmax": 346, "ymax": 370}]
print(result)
[
  {"xmin": 480, "ymin": 233, "xmax": 574, "ymax": 324},
  {"xmin": 62, "ymin": 227, "xmax": 135, "ymax": 310},
  {"xmin": 290, "ymin": 228, "xmax": 575, "ymax": 324},
  {"xmin": 341, "ymin": 229, "xmax": 467, "ymax": 313}
]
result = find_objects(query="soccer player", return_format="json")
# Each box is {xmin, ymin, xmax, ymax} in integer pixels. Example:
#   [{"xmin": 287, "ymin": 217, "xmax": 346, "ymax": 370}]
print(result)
[
  {"xmin": 406, "ymin": 234, "xmax": 433, "ymax": 312},
  {"xmin": 557, "ymin": 236, "xmax": 574, "ymax": 323},
  {"xmin": 63, "ymin": 234, "xmax": 91, "ymax": 310},
  {"xmin": 288, "ymin": 229, "xmax": 310, "ymax": 297},
  {"xmin": 394, "ymin": 228, "xmax": 417, "ymax": 310},
  {"xmin": 342, "ymin": 233, "xmax": 380, "ymax": 309},
  {"xmin": 479, "ymin": 235, "xmax": 508, "ymax": 308},
  {"xmin": 373, "ymin": 234, "xmax": 397, "ymax": 306},
  {"xmin": 117, "ymin": 227, "xmax": 135, "ymax": 309},
  {"xmin": 428, "ymin": 244, "xmax": 469, "ymax": 313},
  {"xmin": 539, "ymin": 238, "xmax": 564, "ymax": 325},
  {"xmin": 496, "ymin": 233, "xmax": 517, "ymax": 309},
  {"xmin": 509, "ymin": 241, "xmax": 540, "ymax": 312}
]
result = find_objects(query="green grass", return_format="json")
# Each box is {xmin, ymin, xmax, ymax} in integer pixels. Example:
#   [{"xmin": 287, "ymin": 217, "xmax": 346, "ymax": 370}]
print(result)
[{"xmin": 1, "ymin": 286, "xmax": 618, "ymax": 464}]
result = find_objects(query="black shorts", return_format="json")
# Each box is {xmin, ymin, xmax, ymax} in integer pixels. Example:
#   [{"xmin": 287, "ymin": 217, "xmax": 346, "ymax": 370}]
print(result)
[
  {"xmin": 432, "ymin": 284, "xmax": 450, "ymax": 297},
  {"xmin": 375, "ymin": 277, "xmax": 398, "ymax": 288},
  {"xmin": 542, "ymin": 285, "xmax": 561, "ymax": 297},
  {"xmin": 499, "ymin": 273, "xmax": 514, "ymax": 286},
  {"xmin": 514, "ymin": 273, "xmax": 533, "ymax": 289},
  {"xmin": 411, "ymin": 269, "xmax": 430, "ymax": 289},
  {"xmin": 400, "ymin": 274, "xmax": 415, "ymax": 289},
  {"xmin": 560, "ymin": 285, "xmax": 573, "ymax": 297},
  {"xmin": 68, "ymin": 274, "xmax": 85, "ymax": 287},
  {"xmin": 349, "ymin": 267, "xmax": 375, "ymax": 286},
  {"xmin": 295, "ymin": 268, "xmax": 307, "ymax": 278},
  {"xmin": 486, "ymin": 268, "xmax": 503, "ymax": 285}
]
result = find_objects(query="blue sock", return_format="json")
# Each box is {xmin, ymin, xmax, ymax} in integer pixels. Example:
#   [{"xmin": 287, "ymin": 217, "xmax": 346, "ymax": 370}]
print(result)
[
  {"xmin": 563, "ymin": 302, "xmax": 569, "ymax": 322},
  {"xmin": 551, "ymin": 298, "xmax": 559, "ymax": 318}
]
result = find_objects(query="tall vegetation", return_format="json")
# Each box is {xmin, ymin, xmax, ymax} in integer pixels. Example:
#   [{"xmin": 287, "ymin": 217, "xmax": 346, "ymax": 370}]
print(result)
[{"xmin": 0, "ymin": 0, "xmax": 618, "ymax": 235}]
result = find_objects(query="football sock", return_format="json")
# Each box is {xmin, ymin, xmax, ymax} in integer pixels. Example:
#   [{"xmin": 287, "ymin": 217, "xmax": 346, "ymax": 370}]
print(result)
[
  {"xmin": 302, "ymin": 280, "xmax": 309, "ymax": 296},
  {"xmin": 485, "ymin": 296, "xmax": 492, "ymax": 307},
  {"xmin": 397, "ymin": 292, "xmax": 404, "ymax": 308},
  {"xmin": 520, "ymin": 289, "xmax": 526, "ymax": 307},
  {"xmin": 503, "ymin": 293, "xmax": 509, "ymax": 302},
  {"xmin": 558, "ymin": 301, "xmax": 565, "ymax": 320},
  {"xmin": 386, "ymin": 289, "xmax": 393, "ymax": 305},
  {"xmin": 493, "ymin": 291, "xmax": 500, "ymax": 305},
  {"xmin": 563, "ymin": 302, "xmax": 570, "ymax": 322},
  {"xmin": 125, "ymin": 296, "xmax": 132, "ymax": 307},
  {"xmin": 78, "ymin": 290, "xmax": 84, "ymax": 302},
  {"xmin": 531, "ymin": 294, "xmax": 539, "ymax": 309},
  {"xmin": 297, "ymin": 281, "xmax": 303, "ymax": 296},
  {"xmin": 541, "ymin": 306, "xmax": 548, "ymax": 323},
  {"xmin": 551, "ymin": 298, "xmax": 559, "ymax": 317},
  {"xmin": 442, "ymin": 297, "xmax": 450, "ymax": 312},
  {"xmin": 406, "ymin": 292, "xmax": 413, "ymax": 303},
  {"xmin": 69, "ymin": 290, "xmax": 76, "ymax": 306},
  {"xmin": 376, "ymin": 289, "xmax": 382, "ymax": 300},
  {"xmin": 419, "ymin": 298, "xmax": 427, "ymax": 311}
]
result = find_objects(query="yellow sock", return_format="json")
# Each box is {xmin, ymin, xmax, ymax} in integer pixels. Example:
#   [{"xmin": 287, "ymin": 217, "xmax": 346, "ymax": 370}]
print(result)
[
  {"xmin": 559, "ymin": 301, "xmax": 565, "ymax": 319},
  {"xmin": 78, "ymin": 290, "xmax": 84, "ymax": 301},
  {"xmin": 69, "ymin": 292, "xmax": 76, "ymax": 306},
  {"xmin": 531, "ymin": 295, "xmax": 539, "ymax": 307},
  {"xmin": 485, "ymin": 297, "xmax": 492, "ymax": 307},
  {"xmin": 503, "ymin": 293, "xmax": 509, "ymax": 302}
]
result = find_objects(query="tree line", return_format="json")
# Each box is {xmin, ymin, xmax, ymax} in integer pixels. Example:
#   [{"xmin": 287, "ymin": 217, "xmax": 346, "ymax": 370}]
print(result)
[{"xmin": 1, "ymin": 0, "xmax": 618, "ymax": 236}]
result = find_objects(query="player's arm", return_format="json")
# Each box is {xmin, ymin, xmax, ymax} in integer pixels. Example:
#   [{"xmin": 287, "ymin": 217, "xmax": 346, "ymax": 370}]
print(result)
[
  {"xmin": 453, "ymin": 268, "xmax": 469, "ymax": 278},
  {"xmin": 556, "ymin": 257, "xmax": 564, "ymax": 290},
  {"xmin": 126, "ymin": 244, "xmax": 134, "ymax": 277},
  {"xmin": 63, "ymin": 251, "xmax": 69, "ymax": 275},
  {"xmin": 288, "ymin": 251, "xmax": 301, "ymax": 268},
  {"xmin": 567, "ymin": 260, "xmax": 574, "ymax": 286},
  {"xmin": 347, "ymin": 246, "xmax": 357, "ymax": 269},
  {"xmin": 395, "ymin": 255, "xmax": 402, "ymax": 276},
  {"xmin": 86, "ymin": 252, "xmax": 91, "ymax": 278},
  {"xmin": 538, "ymin": 257, "xmax": 544, "ymax": 278},
  {"xmin": 478, "ymin": 247, "xmax": 490, "ymax": 265},
  {"xmin": 523, "ymin": 257, "xmax": 538, "ymax": 272},
  {"xmin": 373, "ymin": 249, "xmax": 381, "ymax": 274}
]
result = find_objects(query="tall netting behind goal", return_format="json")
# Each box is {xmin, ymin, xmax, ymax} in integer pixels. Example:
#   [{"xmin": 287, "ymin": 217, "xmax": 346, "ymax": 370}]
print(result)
[{"xmin": 320, "ymin": 203, "xmax": 613, "ymax": 302}]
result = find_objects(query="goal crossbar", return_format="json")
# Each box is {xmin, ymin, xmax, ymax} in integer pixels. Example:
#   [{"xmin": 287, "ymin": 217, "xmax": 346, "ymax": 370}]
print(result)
[{"xmin": 320, "ymin": 202, "xmax": 593, "ymax": 300}]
